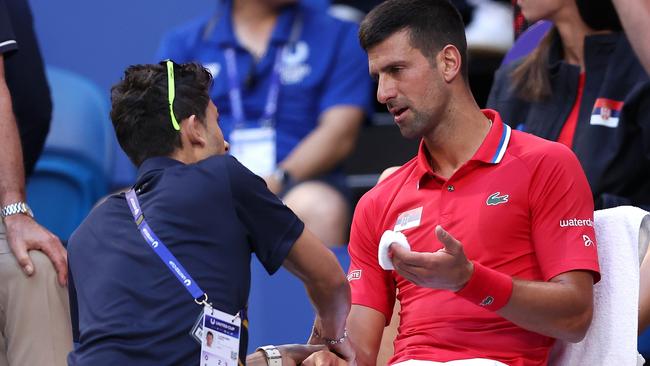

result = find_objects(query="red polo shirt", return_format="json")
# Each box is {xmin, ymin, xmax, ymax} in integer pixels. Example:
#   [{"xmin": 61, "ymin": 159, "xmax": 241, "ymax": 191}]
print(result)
[{"xmin": 348, "ymin": 110, "xmax": 600, "ymax": 366}]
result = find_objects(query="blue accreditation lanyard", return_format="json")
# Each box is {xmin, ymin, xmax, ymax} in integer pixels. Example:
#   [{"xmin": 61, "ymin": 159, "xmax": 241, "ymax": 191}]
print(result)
[
  {"xmin": 222, "ymin": 13, "xmax": 303, "ymax": 128},
  {"xmin": 125, "ymin": 189, "xmax": 207, "ymax": 304}
]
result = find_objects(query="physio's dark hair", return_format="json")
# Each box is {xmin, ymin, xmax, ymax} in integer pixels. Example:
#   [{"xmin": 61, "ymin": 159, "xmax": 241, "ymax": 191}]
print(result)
[
  {"xmin": 110, "ymin": 62, "xmax": 212, "ymax": 166},
  {"xmin": 359, "ymin": 0, "xmax": 468, "ymax": 79}
]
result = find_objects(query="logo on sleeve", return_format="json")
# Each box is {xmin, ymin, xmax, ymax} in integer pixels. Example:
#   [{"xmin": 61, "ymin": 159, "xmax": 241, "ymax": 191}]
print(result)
[
  {"xmin": 486, "ymin": 192, "xmax": 509, "ymax": 206},
  {"xmin": 582, "ymin": 235, "xmax": 594, "ymax": 247},
  {"xmin": 559, "ymin": 218, "xmax": 594, "ymax": 227},
  {"xmin": 347, "ymin": 270, "xmax": 362, "ymax": 281}
]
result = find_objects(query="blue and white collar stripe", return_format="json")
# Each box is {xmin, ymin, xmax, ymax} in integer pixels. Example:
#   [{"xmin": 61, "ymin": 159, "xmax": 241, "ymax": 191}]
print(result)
[{"xmin": 490, "ymin": 124, "xmax": 511, "ymax": 164}]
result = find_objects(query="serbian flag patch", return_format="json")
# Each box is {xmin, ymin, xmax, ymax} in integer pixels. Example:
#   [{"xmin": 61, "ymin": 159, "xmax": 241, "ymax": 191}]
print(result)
[{"xmin": 590, "ymin": 98, "xmax": 624, "ymax": 128}]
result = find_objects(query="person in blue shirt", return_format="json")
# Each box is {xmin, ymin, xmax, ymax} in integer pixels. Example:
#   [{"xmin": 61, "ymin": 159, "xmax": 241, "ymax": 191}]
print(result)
[
  {"xmin": 157, "ymin": 0, "xmax": 373, "ymax": 247},
  {"xmin": 67, "ymin": 61, "xmax": 354, "ymax": 365}
]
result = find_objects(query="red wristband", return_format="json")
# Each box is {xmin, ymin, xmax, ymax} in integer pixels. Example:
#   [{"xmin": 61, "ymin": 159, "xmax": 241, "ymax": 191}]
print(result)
[{"xmin": 455, "ymin": 261, "xmax": 513, "ymax": 311}]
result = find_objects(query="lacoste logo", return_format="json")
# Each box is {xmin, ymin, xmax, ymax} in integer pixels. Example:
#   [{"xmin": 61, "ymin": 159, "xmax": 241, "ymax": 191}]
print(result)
[
  {"xmin": 486, "ymin": 192, "xmax": 509, "ymax": 206},
  {"xmin": 480, "ymin": 296, "xmax": 494, "ymax": 306}
]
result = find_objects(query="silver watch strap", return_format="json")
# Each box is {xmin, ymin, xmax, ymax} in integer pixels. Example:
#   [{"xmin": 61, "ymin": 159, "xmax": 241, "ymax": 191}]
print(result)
[
  {"xmin": 257, "ymin": 345, "xmax": 282, "ymax": 366},
  {"xmin": 1, "ymin": 202, "xmax": 33, "ymax": 218}
]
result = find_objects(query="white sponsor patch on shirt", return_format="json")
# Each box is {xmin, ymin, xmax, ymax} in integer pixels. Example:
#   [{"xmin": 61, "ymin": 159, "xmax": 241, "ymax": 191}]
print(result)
[
  {"xmin": 347, "ymin": 270, "xmax": 362, "ymax": 281},
  {"xmin": 394, "ymin": 207, "xmax": 423, "ymax": 232}
]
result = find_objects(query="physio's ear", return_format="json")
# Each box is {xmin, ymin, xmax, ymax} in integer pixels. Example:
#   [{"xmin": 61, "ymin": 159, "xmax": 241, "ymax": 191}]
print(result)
[
  {"xmin": 181, "ymin": 114, "xmax": 207, "ymax": 147},
  {"xmin": 437, "ymin": 44, "xmax": 462, "ymax": 83}
]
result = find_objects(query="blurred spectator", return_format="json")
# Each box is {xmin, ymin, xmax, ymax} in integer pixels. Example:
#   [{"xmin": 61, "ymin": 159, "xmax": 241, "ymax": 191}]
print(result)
[
  {"xmin": 611, "ymin": 0, "xmax": 650, "ymax": 74},
  {"xmin": 0, "ymin": 0, "xmax": 72, "ymax": 365},
  {"xmin": 157, "ymin": 0, "xmax": 372, "ymax": 247},
  {"xmin": 487, "ymin": 0, "xmax": 650, "ymax": 210}
]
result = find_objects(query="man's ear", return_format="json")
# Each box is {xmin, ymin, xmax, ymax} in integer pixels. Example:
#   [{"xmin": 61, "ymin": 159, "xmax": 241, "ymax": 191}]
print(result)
[
  {"xmin": 181, "ymin": 114, "xmax": 207, "ymax": 147},
  {"xmin": 437, "ymin": 45, "xmax": 462, "ymax": 83}
]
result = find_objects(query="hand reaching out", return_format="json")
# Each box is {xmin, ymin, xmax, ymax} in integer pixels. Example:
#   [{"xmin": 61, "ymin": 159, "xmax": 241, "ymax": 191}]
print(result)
[{"xmin": 390, "ymin": 225, "xmax": 473, "ymax": 292}]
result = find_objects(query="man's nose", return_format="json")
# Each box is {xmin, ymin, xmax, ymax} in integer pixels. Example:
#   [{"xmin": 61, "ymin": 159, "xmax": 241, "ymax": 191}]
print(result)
[{"xmin": 376, "ymin": 75, "xmax": 396, "ymax": 104}]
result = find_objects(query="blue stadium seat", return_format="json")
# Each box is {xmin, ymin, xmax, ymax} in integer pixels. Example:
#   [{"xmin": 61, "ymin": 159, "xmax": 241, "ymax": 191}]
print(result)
[
  {"xmin": 26, "ymin": 66, "xmax": 113, "ymax": 240},
  {"xmin": 247, "ymin": 246, "xmax": 350, "ymax": 353}
]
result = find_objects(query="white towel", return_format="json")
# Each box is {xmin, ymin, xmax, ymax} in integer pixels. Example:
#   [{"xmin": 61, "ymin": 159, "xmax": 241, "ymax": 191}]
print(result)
[
  {"xmin": 378, "ymin": 230, "xmax": 411, "ymax": 270},
  {"xmin": 550, "ymin": 206, "xmax": 650, "ymax": 366}
]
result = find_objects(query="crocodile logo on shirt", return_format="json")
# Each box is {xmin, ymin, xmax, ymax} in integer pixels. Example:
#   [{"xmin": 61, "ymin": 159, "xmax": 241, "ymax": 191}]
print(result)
[{"xmin": 486, "ymin": 192, "xmax": 509, "ymax": 206}]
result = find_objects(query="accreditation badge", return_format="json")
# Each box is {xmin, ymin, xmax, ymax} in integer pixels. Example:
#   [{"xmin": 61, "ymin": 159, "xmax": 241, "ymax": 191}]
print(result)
[
  {"xmin": 198, "ymin": 305, "xmax": 241, "ymax": 366},
  {"xmin": 229, "ymin": 126, "xmax": 276, "ymax": 178}
]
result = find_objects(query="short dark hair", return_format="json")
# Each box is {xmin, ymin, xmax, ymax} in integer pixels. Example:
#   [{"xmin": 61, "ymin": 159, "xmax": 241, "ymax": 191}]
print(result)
[
  {"xmin": 110, "ymin": 62, "xmax": 212, "ymax": 167},
  {"xmin": 359, "ymin": 0, "xmax": 468, "ymax": 79}
]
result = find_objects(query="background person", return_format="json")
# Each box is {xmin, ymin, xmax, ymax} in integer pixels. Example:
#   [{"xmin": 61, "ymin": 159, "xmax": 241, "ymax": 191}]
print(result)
[{"xmin": 487, "ymin": 0, "xmax": 650, "ymax": 210}]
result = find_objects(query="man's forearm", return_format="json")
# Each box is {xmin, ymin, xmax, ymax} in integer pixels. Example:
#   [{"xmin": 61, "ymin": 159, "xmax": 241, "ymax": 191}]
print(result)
[
  {"xmin": 306, "ymin": 250, "xmax": 351, "ymax": 338},
  {"xmin": 0, "ymin": 58, "xmax": 26, "ymax": 206},
  {"xmin": 496, "ymin": 271, "xmax": 595, "ymax": 343},
  {"xmin": 280, "ymin": 106, "xmax": 363, "ymax": 180},
  {"xmin": 612, "ymin": 0, "xmax": 650, "ymax": 73}
]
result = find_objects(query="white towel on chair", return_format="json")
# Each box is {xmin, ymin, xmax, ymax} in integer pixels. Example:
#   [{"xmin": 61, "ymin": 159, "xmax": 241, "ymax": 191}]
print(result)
[
  {"xmin": 378, "ymin": 230, "xmax": 411, "ymax": 270},
  {"xmin": 550, "ymin": 206, "xmax": 650, "ymax": 366}
]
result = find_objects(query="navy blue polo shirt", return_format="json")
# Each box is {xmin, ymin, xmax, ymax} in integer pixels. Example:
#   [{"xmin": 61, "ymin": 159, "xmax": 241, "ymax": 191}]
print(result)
[
  {"xmin": 156, "ymin": 0, "xmax": 372, "ymax": 164},
  {"xmin": 67, "ymin": 155, "xmax": 304, "ymax": 365}
]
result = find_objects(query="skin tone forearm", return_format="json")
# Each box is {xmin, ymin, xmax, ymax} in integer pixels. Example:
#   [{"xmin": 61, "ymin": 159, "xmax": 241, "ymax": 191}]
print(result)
[
  {"xmin": 276, "ymin": 106, "xmax": 363, "ymax": 182},
  {"xmin": 612, "ymin": 0, "xmax": 650, "ymax": 73},
  {"xmin": 497, "ymin": 272, "xmax": 594, "ymax": 342},
  {"xmin": 390, "ymin": 225, "xmax": 594, "ymax": 343},
  {"xmin": 0, "ymin": 54, "xmax": 68, "ymax": 285},
  {"xmin": 0, "ymin": 55, "xmax": 26, "ymax": 207},
  {"xmin": 283, "ymin": 229, "xmax": 355, "ymax": 362}
]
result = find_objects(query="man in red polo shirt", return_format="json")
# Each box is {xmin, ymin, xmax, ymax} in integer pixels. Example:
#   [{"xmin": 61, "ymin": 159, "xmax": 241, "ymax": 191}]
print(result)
[{"xmin": 345, "ymin": 0, "xmax": 600, "ymax": 365}]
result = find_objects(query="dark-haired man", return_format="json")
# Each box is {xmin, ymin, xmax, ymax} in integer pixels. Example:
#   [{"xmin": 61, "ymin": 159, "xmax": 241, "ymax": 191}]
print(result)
[
  {"xmin": 345, "ymin": 0, "xmax": 600, "ymax": 365},
  {"xmin": 67, "ymin": 62, "xmax": 354, "ymax": 366}
]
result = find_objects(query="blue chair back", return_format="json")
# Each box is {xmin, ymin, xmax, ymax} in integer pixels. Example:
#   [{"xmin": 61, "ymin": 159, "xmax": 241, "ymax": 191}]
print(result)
[
  {"xmin": 247, "ymin": 247, "xmax": 350, "ymax": 353},
  {"xmin": 26, "ymin": 66, "xmax": 112, "ymax": 240}
]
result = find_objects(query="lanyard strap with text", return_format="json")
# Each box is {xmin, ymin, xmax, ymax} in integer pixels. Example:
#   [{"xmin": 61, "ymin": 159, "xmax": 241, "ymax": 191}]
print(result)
[
  {"xmin": 125, "ymin": 189, "xmax": 207, "ymax": 304},
  {"xmin": 223, "ymin": 13, "xmax": 303, "ymax": 127}
]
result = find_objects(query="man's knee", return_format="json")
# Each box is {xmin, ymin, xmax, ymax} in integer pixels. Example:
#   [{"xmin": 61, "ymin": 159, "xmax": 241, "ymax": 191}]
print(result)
[{"xmin": 283, "ymin": 181, "xmax": 349, "ymax": 246}]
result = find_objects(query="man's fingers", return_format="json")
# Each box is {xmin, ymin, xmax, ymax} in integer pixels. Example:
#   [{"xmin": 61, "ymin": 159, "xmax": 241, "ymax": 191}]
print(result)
[
  {"xmin": 11, "ymin": 242, "xmax": 35, "ymax": 276},
  {"xmin": 390, "ymin": 244, "xmax": 427, "ymax": 267},
  {"xmin": 37, "ymin": 238, "xmax": 68, "ymax": 286},
  {"xmin": 435, "ymin": 225, "xmax": 461, "ymax": 254}
]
